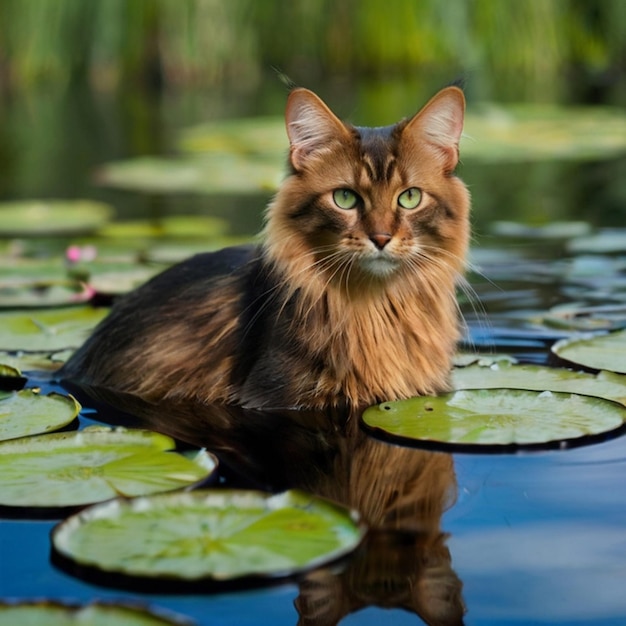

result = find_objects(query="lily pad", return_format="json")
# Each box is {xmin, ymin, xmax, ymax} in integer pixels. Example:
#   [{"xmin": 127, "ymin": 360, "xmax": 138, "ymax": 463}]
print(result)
[
  {"xmin": 178, "ymin": 116, "xmax": 287, "ymax": 156},
  {"xmin": 567, "ymin": 231, "xmax": 626, "ymax": 254},
  {"xmin": 97, "ymin": 154, "xmax": 283, "ymax": 195},
  {"xmin": 67, "ymin": 262, "xmax": 160, "ymax": 295},
  {"xmin": 0, "ymin": 427, "xmax": 217, "ymax": 508},
  {"xmin": 98, "ymin": 215, "xmax": 229, "ymax": 240},
  {"xmin": 452, "ymin": 362, "xmax": 626, "ymax": 407},
  {"xmin": 0, "ymin": 200, "xmax": 114, "ymax": 237},
  {"xmin": 0, "ymin": 306, "xmax": 109, "ymax": 352},
  {"xmin": 0, "ymin": 389, "xmax": 80, "ymax": 442},
  {"xmin": 0, "ymin": 350, "xmax": 69, "ymax": 374},
  {"xmin": 52, "ymin": 489, "xmax": 364, "ymax": 585},
  {"xmin": 362, "ymin": 389, "xmax": 626, "ymax": 447},
  {"xmin": 462, "ymin": 104, "xmax": 626, "ymax": 162},
  {"xmin": 552, "ymin": 329, "xmax": 626, "ymax": 374},
  {"xmin": 0, "ymin": 600, "xmax": 194, "ymax": 626}
]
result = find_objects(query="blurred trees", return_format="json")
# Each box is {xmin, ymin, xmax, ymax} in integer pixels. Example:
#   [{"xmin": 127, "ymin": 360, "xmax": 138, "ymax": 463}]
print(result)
[{"xmin": 0, "ymin": 0, "xmax": 624, "ymax": 103}]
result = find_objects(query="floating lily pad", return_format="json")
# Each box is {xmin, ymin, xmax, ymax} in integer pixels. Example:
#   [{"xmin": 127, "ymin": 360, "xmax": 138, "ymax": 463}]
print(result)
[
  {"xmin": 99, "ymin": 215, "xmax": 230, "ymax": 240},
  {"xmin": 0, "ymin": 427, "xmax": 217, "ymax": 508},
  {"xmin": 97, "ymin": 154, "xmax": 283, "ymax": 195},
  {"xmin": 463, "ymin": 104, "xmax": 626, "ymax": 162},
  {"xmin": 567, "ymin": 231, "xmax": 626, "ymax": 254},
  {"xmin": 362, "ymin": 389, "xmax": 626, "ymax": 447},
  {"xmin": 0, "ymin": 350, "xmax": 69, "ymax": 374},
  {"xmin": 0, "ymin": 306, "xmax": 109, "ymax": 352},
  {"xmin": 52, "ymin": 489, "xmax": 364, "ymax": 586},
  {"xmin": 67, "ymin": 262, "xmax": 160, "ymax": 295},
  {"xmin": 0, "ymin": 389, "xmax": 80, "ymax": 442},
  {"xmin": 490, "ymin": 220, "xmax": 591, "ymax": 239},
  {"xmin": 178, "ymin": 116, "xmax": 287, "ymax": 156},
  {"xmin": 0, "ymin": 600, "xmax": 194, "ymax": 626},
  {"xmin": 0, "ymin": 200, "xmax": 114, "ymax": 237},
  {"xmin": 552, "ymin": 329, "xmax": 626, "ymax": 374},
  {"xmin": 452, "ymin": 362, "xmax": 626, "ymax": 407},
  {"xmin": 0, "ymin": 282, "xmax": 90, "ymax": 308},
  {"xmin": 531, "ymin": 302, "xmax": 626, "ymax": 332}
]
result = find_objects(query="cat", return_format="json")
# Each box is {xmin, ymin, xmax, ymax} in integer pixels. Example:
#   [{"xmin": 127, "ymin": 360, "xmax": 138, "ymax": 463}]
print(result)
[{"xmin": 60, "ymin": 85, "xmax": 470, "ymax": 410}]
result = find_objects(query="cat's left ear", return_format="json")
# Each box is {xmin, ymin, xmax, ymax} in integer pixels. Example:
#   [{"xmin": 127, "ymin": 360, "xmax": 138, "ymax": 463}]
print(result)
[
  {"xmin": 285, "ymin": 88, "xmax": 351, "ymax": 171},
  {"xmin": 403, "ymin": 86, "xmax": 465, "ymax": 170}
]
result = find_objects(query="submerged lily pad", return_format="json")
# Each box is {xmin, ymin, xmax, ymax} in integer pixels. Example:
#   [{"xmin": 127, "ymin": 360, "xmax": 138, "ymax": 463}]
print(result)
[
  {"xmin": 0, "ymin": 600, "xmax": 194, "ymax": 626},
  {"xmin": 0, "ymin": 306, "xmax": 108, "ymax": 352},
  {"xmin": 0, "ymin": 389, "xmax": 80, "ymax": 442},
  {"xmin": 552, "ymin": 330, "xmax": 626, "ymax": 374},
  {"xmin": 362, "ymin": 389, "xmax": 626, "ymax": 447},
  {"xmin": 0, "ymin": 427, "xmax": 216, "ymax": 508},
  {"xmin": 452, "ymin": 362, "xmax": 626, "ymax": 407},
  {"xmin": 0, "ymin": 200, "xmax": 114, "ymax": 237},
  {"xmin": 52, "ymin": 489, "xmax": 364, "ymax": 585}
]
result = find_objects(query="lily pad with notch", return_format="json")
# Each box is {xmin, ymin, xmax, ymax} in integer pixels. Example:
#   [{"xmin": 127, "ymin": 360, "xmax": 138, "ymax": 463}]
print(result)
[
  {"xmin": 362, "ymin": 388, "xmax": 626, "ymax": 449},
  {"xmin": 51, "ymin": 489, "xmax": 365, "ymax": 591},
  {"xmin": 0, "ymin": 427, "xmax": 217, "ymax": 511},
  {"xmin": 0, "ymin": 389, "xmax": 80, "ymax": 442}
]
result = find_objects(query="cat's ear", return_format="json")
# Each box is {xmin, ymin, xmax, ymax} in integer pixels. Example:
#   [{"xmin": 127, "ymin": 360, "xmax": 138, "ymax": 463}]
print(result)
[
  {"xmin": 403, "ymin": 86, "xmax": 465, "ymax": 170},
  {"xmin": 285, "ymin": 88, "xmax": 351, "ymax": 171}
]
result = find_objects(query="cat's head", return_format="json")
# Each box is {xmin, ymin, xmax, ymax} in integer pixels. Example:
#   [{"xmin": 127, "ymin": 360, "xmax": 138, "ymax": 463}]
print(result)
[{"xmin": 264, "ymin": 86, "xmax": 470, "ymax": 292}]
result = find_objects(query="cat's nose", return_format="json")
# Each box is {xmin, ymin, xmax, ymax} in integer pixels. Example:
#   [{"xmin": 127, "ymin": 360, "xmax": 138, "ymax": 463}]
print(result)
[{"xmin": 370, "ymin": 233, "xmax": 392, "ymax": 250}]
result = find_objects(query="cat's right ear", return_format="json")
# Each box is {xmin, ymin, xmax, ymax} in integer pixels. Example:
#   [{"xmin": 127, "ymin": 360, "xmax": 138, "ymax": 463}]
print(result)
[{"xmin": 285, "ymin": 89, "xmax": 350, "ymax": 171}]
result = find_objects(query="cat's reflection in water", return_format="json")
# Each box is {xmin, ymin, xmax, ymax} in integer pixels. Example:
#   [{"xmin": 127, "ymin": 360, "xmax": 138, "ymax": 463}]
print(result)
[{"xmin": 69, "ymin": 386, "xmax": 465, "ymax": 626}]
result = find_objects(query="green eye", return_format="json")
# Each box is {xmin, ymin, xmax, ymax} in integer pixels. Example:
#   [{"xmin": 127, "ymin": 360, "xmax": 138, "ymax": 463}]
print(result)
[
  {"xmin": 398, "ymin": 187, "xmax": 422, "ymax": 209},
  {"xmin": 333, "ymin": 189, "xmax": 359, "ymax": 210}
]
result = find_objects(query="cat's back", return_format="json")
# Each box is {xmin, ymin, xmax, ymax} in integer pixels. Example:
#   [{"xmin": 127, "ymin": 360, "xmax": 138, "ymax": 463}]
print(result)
[{"xmin": 60, "ymin": 244, "xmax": 260, "ymax": 384}]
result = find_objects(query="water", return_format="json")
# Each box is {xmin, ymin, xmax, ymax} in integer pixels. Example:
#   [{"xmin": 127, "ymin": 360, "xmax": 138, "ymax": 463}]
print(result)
[{"xmin": 1, "ymin": 84, "xmax": 626, "ymax": 625}]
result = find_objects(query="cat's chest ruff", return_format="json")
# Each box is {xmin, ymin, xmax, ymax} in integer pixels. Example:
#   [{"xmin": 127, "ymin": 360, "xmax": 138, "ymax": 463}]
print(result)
[{"xmin": 297, "ymin": 287, "xmax": 456, "ymax": 405}]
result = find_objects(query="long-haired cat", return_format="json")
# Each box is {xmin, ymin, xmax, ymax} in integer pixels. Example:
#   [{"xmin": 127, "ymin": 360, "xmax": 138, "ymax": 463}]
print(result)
[{"xmin": 60, "ymin": 86, "xmax": 470, "ymax": 410}]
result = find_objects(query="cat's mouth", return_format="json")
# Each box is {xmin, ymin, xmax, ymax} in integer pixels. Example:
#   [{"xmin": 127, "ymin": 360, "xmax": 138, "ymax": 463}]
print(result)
[{"xmin": 358, "ymin": 252, "xmax": 401, "ymax": 277}]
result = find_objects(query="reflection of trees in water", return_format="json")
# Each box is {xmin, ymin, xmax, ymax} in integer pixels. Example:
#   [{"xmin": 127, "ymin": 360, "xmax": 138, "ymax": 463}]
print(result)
[{"xmin": 71, "ymin": 387, "xmax": 464, "ymax": 625}]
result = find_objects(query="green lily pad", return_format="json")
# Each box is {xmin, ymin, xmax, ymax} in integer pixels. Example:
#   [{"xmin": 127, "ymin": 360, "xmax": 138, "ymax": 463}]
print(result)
[
  {"xmin": 490, "ymin": 220, "xmax": 591, "ymax": 239},
  {"xmin": 178, "ymin": 116, "xmax": 287, "ymax": 156},
  {"xmin": 362, "ymin": 389, "xmax": 626, "ymax": 446},
  {"xmin": 0, "ymin": 350, "xmax": 69, "ymax": 374},
  {"xmin": 0, "ymin": 200, "xmax": 114, "ymax": 237},
  {"xmin": 0, "ymin": 600, "xmax": 194, "ymax": 626},
  {"xmin": 552, "ymin": 329, "xmax": 626, "ymax": 374},
  {"xmin": 52, "ymin": 489, "xmax": 364, "ymax": 584},
  {"xmin": 0, "ymin": 427, "xmax": 217, "ymax": 508},
  {"xmin": 462, "ymin": 104, "xmax": 626, "ymax": 162},
  {"xmin": 567, "ymin": 231, "xmax": 626, "ymax": 254},
  {"xmin": 98, "ymin": 215, "xmax": 229, "ymax": 240},
  {"xmin": 97, "ymin": 154, "xmax": 283, "ymax": 195},
  {"xmin": 67, "ymin": 262, "xmax": 160, "ymax": 295},
  {"xmin": 0, "ymin": 306, "xmax": 109, "ymax": 352},
  {"xmin": 452, "ymin": 362, "xmax": 626, "ymax": 407},
  {"xmin": 0, "ymin": 389, "xmax": 80, "ymax": 442}
]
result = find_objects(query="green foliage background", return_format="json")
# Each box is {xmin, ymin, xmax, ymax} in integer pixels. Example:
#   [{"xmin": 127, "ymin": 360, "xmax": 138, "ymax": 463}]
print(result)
[{"xmin": 0, "ymin": 0, "xmax": 624, "ymax": 103}]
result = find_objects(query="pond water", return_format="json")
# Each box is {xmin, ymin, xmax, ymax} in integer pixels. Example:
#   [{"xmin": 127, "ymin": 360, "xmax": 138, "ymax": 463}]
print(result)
[{"xmin": 1, "ymin": 84, "xmax": 625, "ymax": 625}]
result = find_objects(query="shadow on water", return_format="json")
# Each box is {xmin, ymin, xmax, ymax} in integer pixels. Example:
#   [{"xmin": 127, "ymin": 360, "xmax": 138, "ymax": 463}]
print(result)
[{"xmin": 63, "ymin": 384, "xmax": 465, "ymax": 626}]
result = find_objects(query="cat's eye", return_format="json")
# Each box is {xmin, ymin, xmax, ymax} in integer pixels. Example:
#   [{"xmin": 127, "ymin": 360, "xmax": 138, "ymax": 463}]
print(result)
[
  {"xmin": 398, "ymin": 187, "xmax": 422, "ymax": 210},
  {"xmin": 333, "ymin": 189, "xmax": 359, "ymax": 210}
]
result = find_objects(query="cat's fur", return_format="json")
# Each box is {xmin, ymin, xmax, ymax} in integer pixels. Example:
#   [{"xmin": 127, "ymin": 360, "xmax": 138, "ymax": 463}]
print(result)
[{"xmin": 60, "ymin": 86, "xmax": 470, "ymax": 410}]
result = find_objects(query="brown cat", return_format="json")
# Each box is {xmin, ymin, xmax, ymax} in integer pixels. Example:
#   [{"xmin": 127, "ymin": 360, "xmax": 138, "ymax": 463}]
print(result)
[{"xmin": 60, "ymin": 86, "xmax": 470, "ymax": 409}]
